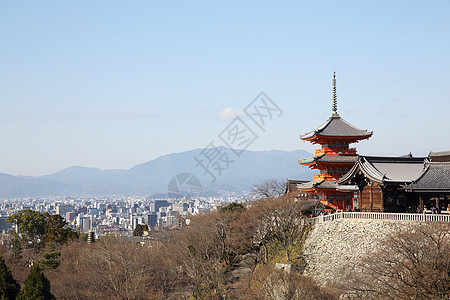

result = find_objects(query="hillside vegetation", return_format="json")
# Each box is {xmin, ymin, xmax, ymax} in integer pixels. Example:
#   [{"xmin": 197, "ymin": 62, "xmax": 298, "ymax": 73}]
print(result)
[{"xmin": 1, "ymin": 196, "xmax": 449, "ymax": 299}]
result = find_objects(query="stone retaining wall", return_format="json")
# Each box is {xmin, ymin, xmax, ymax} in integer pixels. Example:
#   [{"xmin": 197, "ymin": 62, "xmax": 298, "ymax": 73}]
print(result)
[{"xmin": 302, "ymin": 219, "xmax": 428, "ymax": 287}]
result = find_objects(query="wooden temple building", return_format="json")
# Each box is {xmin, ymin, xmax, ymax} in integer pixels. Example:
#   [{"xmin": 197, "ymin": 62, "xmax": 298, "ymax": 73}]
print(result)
[
  {"xmin": 297, "ymin": 73, "xmax": 372, "ymax": 210},
  {"xmin": 337, "ymin": 154, "xmax": 450, "ymax": 212},
  {"xmin": 295, "ymin": 73, "xmax": 450, "ymax": 212},
  {"xmin": 336, "ymin": 155, "xmax": 426, "ymax": 212}
]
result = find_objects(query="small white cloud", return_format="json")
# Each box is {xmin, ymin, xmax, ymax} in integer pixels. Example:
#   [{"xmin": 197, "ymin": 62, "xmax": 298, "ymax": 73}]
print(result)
[{"xmin": 218, "ymin": 107, "xmax": 245, "ymax": 121}]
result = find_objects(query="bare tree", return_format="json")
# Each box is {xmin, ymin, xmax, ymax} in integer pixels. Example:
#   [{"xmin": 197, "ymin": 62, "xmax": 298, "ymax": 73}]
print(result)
[
  {"xmin": 168, "ymin": 212, "xmax": 230, "ymax": 298},
  {"xmin": 252, "ymin": 265, "xmax": 337, "ymax": 300},
  {"xmin": 254, "ymin": 197, "xmax": 310, "ymax": 263},
  {"xmin": 48, "ymin": 236, "xmax": 180, "ymax": 299},
  {"xmin": 253, "ymin": 178, "xmax": 287, "ymax": 199},
  {"xmin": 344, "ymin": 223, "xmax": 450, "ymax": 300}
]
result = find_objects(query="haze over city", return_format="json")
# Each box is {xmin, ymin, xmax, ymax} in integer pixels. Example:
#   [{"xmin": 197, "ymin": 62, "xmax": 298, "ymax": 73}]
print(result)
[{"xmin": 1, "ymin": 1, "xmax": 449, "ymax": 176}]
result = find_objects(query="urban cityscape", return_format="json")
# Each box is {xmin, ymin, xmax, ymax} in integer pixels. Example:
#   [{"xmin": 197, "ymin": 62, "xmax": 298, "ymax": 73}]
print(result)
[{"xmin": 0, "ymin": 193, "xmax": 250, "ymax": 237}]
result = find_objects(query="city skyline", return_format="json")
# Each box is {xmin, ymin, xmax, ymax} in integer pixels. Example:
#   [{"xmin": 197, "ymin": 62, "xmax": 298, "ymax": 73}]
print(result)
[{"xmin": 1, "ymin": 1, "xmax": 449, "ymax": 176}]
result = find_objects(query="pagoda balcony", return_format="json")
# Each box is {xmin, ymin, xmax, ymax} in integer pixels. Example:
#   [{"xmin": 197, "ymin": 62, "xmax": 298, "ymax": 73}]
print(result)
[
  {"xmin": 315, "ymin": 147, "xmax": 357, "ymax": 156},
  {"xmin": 313, "ymin": 174, "xmax": 337, "ymax": 181}
]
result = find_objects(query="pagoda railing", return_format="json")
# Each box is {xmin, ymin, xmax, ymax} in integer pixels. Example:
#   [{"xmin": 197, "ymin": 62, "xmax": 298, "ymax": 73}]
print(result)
[
  {"xmin": 301, "ymin": 212, "xmax": 450, "ymax": 225},
  {"xmin": 315, "ymin": 147, "xmax": 357, "ymax": 156},
  {"xmin": 313, "ymin": 174, "xmax": 337, "ymax": 181}
]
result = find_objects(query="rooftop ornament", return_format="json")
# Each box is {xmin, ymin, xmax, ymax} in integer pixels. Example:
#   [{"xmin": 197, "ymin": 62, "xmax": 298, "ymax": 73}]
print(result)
[{"xmin": 331, "ymin": 71, "xmax": 339, "ymax": 117}]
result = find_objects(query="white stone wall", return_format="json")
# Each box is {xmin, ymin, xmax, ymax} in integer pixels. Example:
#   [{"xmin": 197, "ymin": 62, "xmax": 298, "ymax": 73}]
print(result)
[{"xmin": 302, "ymin": 219, "xmax": 427, "ymax": 286}]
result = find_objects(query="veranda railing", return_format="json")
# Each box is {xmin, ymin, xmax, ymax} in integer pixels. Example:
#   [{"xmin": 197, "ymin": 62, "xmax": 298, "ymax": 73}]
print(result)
[{"xmin": 301, "ymin": 212, "xmax": 450, "ymax": 225}]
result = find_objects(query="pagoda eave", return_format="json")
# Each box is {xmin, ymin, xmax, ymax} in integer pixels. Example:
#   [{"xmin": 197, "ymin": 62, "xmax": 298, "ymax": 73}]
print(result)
[
  {"xmin": 298, "ymin": 187, "xmax": 339, "ymax": 194},
  {"xmin": 301, "ymin": 134, "xmax": 372, "ymax": 144},
  {"xmin": 297, "ymin": 187, "xmax": 316, "ymax": 192},
  {"xmin": 299, "ymin": 161, "xmax": 358, "ymax": 168}
]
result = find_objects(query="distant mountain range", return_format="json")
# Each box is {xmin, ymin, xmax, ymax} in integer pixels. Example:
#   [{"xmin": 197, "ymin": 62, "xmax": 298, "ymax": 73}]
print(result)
[{"xmin": 0, "ymin": 147, "xmax": 314, "ymax": 198}]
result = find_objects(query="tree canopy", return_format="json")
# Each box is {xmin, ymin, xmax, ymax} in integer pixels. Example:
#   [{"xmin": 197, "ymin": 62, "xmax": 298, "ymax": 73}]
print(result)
[
  {"xmin": 42, "ymin": 214, "xmax": 78, "ymax": 245},
  {"xmin": 6, "ymin": 210, "xmax": 48, "ymax": 247},
  {"xmin": 6, "ymin": 210, "xmax": 77, "ymax": 249},
  {"xmin": 220, "ymin": 202, "xmax": 245, "ymax": 213},
  {"xmin": 16, "ymin": 264, "xmax": 54, "ymax": 300},
  {"xmin": 41, "ymin": 251, "xmax": 61, "ymax": 270},
  {"xmin": 0, "ymin": 255, "xmax": 20, "ymax": 300}
]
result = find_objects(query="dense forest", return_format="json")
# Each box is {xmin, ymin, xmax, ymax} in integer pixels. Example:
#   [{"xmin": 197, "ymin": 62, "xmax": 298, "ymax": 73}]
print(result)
[{"xmin": 1, "ymin": 192, "xmax": 449, "ymax": 299}]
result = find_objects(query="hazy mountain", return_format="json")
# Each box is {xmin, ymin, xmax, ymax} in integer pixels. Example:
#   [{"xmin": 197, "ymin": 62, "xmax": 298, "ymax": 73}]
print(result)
[
  {"xmin": 0, "ymin": 172, "xmax": 75, "ymax": 198},
  {"xmin": 0, "ymin": 147, "xmax": 314, "ymax": 197}
]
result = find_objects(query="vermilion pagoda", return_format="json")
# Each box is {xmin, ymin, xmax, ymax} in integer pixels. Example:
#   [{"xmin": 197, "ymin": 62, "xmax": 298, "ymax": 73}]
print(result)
[{"xmin": 297, "ymin": 73, "xmax": 372, "ymax": 210}]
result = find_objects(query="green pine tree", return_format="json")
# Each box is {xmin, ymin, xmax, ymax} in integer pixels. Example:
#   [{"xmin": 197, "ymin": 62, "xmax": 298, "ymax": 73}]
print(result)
[
  {"xmin": 17, "ymin": 264, "xmax": 54, "ymax": 300},
  {"xmin": 0, "ymin": 255, "xmax": 20, "ymax": 300},
  {"xmin": 11, "ymin": 237, "xmax": 22, "ymax": 261},
  {"xmin": 40, "ymin": 251, "xmax": 61, "ymax": 270}
]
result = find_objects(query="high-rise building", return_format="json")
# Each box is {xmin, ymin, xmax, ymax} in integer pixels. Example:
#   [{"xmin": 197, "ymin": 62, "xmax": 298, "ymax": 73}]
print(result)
[
  {"xmin": 56, "ymin": 203, "xmax": 75, "ymax": 217},
  {"xmin": 150, "ymin": 200, "xmax": 170, "ymax": 213},
  {"xmin": 82, "ymin": 216, "xmax": 92, "ymax": 231},
  {"xmin": 147, "ymin": 214, "xmax": 157, "ymax": 227},
  {"xmin": 172, "ymin": 202, "xmax": 189, "ymax": 213}
]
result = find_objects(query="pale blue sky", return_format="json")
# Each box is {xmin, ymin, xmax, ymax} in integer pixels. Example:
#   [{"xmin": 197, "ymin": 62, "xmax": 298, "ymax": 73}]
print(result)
[{"xmin": 1, "ymin": 1, "xmax": 449, "ymax": 176}]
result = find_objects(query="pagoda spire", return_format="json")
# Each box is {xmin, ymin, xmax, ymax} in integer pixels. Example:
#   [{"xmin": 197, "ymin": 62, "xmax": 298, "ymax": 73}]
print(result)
[{"xmin": 331, "ymin": 72, "xmax": 339, "ymax": 117}]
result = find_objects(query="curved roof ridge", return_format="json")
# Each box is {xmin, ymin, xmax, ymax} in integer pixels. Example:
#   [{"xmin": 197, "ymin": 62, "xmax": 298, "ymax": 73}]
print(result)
[
  {"xmin": 361, "ymin": 155, "xmax": 426, "ymax": 163},
  {"xmin": 300, "ymin": 117, "xmax": 333, "ymax": 139},
  {"xmin": 359, "ymin": 157, "xmax": 385, "ymax": 182},
  {"xmin": 410, "ymin": 163, "xmax": 430, "ymax": 184},
  {"xmin": 298, "ymin": 156, "xmax": 316, "ymax": 165},
  {"xmin": 336, "ymin": 159, "xmax": 361, "ymax": 184},
  {"xmin": 338, "ymin": 116, "xmax": 372, "ymax": 135}
]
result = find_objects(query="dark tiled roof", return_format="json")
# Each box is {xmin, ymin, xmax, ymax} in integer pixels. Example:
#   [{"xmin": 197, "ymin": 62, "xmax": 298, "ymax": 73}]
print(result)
[
  {"xmin": 338, "ymin": 156, "xmax": 426, "ymax": 184},
  {"xmin": 285, "ymin": 179, "xmax": 309, "ymax": 194},
  {"xmin": 407, "ymin": 162, "xmax": 450, "ymax": 191},
  {"xmin": 316, "ymin": 181, "xmax": 338, "ymax": 189},
  {"xmin": 429, "ymin": 150, "xmax": 450, "ymax": 157},
  {"xmin": 287, "ymin": 179, "xmax": 309, "ymax": 185},
  {"xmin": 298, "ymin": 155, "xmax": 358, "ymax": 165},
  {"xmin": 297, "ymin": 181, "xmax": 315, "ymax": 190},
  {"xmin": 297, "ymin": 180, "xmax": 337, "ymax": 190},
  {"xmin": 429, "ymin": 150, "xmax": 450, "ymax": 162},
  {"xmin": 300, "ymin": 115, "xmax": 372, "ymax": 140}
]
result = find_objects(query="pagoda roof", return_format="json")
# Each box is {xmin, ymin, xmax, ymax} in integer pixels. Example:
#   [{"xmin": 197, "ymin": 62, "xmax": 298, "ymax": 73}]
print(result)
[
  {"xmin": 299, "ymin": 154, "xmax": 358, "ymax": 165},
  {"xmin": 337, "ymin": 155, "xmax": 426, "ymax": 185},
  {"xmin": 407, "ymin": 162, "xmax": 450, "ymax": 192},
  {"xmin": 297, "ymin": 180, "xmax": 337, "ymax": 191},
  {"xmin": 300, "ymin": 115, "xmax": 372, "ymax": 141}
]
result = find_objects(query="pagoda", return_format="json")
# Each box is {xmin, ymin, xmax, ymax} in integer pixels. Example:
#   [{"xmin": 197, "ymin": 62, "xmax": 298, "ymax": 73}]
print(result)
[{"xmin": 298, "ymin": 73, "xmax": 372, "ymax": 210}]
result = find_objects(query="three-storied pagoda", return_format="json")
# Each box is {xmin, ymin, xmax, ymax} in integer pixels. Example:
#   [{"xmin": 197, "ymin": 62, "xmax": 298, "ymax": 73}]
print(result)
[{"xmin": 298, "ymin": 73, "xmax": 372, "ymax": 210}]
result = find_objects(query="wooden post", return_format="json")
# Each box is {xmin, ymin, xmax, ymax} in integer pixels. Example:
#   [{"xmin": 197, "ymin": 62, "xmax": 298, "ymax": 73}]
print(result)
[
  {"xmin": 358, "ymin": 191, "xmax": 361, "ymax": 210},
  {"xmin": 419, "ymin": 195, "xmax": 423, "ymax": 212}
]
